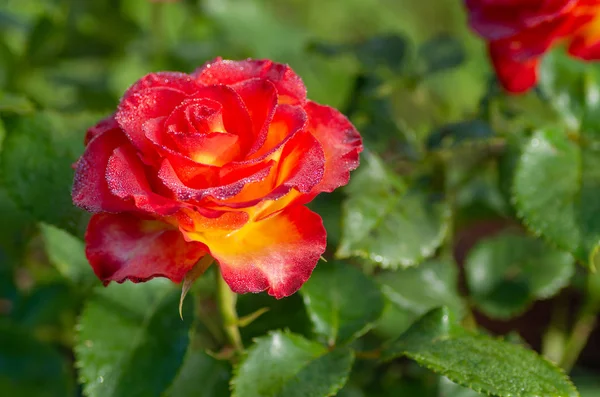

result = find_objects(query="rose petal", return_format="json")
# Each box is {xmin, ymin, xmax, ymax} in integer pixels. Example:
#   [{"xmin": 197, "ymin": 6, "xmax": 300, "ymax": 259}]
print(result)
[
  {"xmin": 177, "ymin": 208, "xmax": 249, "ymax": 234},
  {"xmin": 204, "ymin": 129, "xmax": 325, "ymax": 216},
  {"xmin": 465, "ymin": 0, "xmax": 577, "ymax": 40},
  {"xmin": 191, "ymin": 85, "xmax": 254, "ymax": 154},
  {"xmin": 84, "ymin": 115, "xmax": 119, "ymax": 146},
  {"xmin": 158, "ymin": 157, "xmax": 275, "ymax": 201},
  {"xmin": 194, "ymin": 58, "xmax": 307, "ymax": 105},
  {"xmin": 86, "ymin": 213, "xmax": 207, "ymax": 284},
  {"xmin": 569, "ymin": 37, "xmax": 600, "ymax": 59},
  {"xmin": 172, "ymin": 132, "xmax": 241, "ymax": 166},
  {"xmin": 144, "ymin": 120, "xmax": 223, "ymax": 188},
  {"xmin": 247, "ymin": 103, "xmax": 307, "ymax": 160},
  {"xmin": 231, "ymin": 79, "xmax": 278, "ymax": 154},
  {"xmin": 305, "ymin": 101, "xmax": 362, "ymax": 193},
  {"xmin": 164, "ymin": 97, "xmax": 225, "ymax": 135},
  {"xmin": 106, "ymin": 145, "xmax": 183, "ymax": 215},
  {"xmin": 184, "ymin": 205, "xmax": 326, "ymax": 298},
  {"xmin": 489, "ymin": 42, "xmax": 540, "ymax": 93},
  {"xmin": 116, "ymin": 87, "xmax": 190, "ymax": 163},
  {"xmin": 568, "ymin": 11, "xmax": 600, "ymax": 60},
  {"xmin": 72, "ymin": 127, "xmax": 135, "ymax": 213}
]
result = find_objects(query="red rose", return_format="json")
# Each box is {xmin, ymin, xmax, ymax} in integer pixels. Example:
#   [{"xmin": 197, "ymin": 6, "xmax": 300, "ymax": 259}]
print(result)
[
  {"xmin": 72, "ymin": 58, "xmax": 362, "ymax": 298},
  {"xmin": 465, "ymin": 0, "xmax": 600, "ymax": 93}
]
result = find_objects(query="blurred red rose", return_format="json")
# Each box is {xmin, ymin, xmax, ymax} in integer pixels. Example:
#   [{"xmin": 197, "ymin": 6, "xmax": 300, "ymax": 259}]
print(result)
[
  {"xmin": 465, "ymin": 0, "xmax": 600, "ymax": 93},
  {"xmin": 72, "ymin": 58, "xmax": 362, "ymax": 298}
]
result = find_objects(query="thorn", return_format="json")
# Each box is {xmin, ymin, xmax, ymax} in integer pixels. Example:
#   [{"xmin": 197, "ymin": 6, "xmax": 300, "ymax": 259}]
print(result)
[
  {"xmin": 178, "ymin": 255, "xmax": 214, "ymax": 320},
  {"xmin": 236, "ymin": 307, "xmax": 270, "ymax": 327},
  {"xmin": 320, "ymin": 255, "xmax": 328, "ymax": 262}
]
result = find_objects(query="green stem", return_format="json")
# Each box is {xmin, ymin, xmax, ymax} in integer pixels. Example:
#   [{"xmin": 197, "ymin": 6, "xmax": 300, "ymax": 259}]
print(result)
[
  {"xmin": 559, "ymin": 301, "xmax": 597, "ymax": 372},
  {"xmin": 215, "ymin": 268, "xmax": 243, "ymax": 353},
  {"xmin": 541, "ymin": 295, "xmax": 568, "ymax": 364},
  {"xmin": 150, "ymin": 1, "xmax": 166, "ymax": 65}
]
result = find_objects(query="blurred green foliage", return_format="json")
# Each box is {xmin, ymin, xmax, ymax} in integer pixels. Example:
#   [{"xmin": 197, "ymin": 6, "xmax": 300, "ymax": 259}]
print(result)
[{"xmin": 2, "ymin": 0, "xmax": 600, "ymax": 396}]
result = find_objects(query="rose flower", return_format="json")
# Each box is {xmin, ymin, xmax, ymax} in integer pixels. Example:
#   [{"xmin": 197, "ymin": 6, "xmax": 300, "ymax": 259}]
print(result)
[
  {"xmin": 465, "ymin": 0, "xmax": 600, "ymax": 93},
  {"xmin": 72, "ymin": 58, "xmax": 362, "ymax": 298}
]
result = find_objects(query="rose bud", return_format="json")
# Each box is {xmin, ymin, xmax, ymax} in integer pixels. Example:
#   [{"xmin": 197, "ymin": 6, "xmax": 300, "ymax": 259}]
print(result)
[
  {"xmin": 72, "ymin": 58, "xmax": 363, "ymax": 298},
  {"xmin": 465, "ymin": 0, "xmax": 600, "ymax": 93}
]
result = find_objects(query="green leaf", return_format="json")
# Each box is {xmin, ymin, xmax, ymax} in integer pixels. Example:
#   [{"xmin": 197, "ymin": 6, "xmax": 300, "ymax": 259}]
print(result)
[
  {"xmin": 0, "ymin": 92, "xmax": 35, "ymax": 114},
  {"xmin": 0, "ymin": 323, "xmax": 74, "ymax": 397},
  {"xmin": 231, "ymin": 331, "xmax": 354, "ymax": 397},
  {"xmin": 418, "ymin": 34, "xmax": 465, "ymax": 75},
  {"xmin": 439, "ymin": 376, "xmax": 484, "ymax": 397},
  {"xmin": 0, "ymin": 185, "xmax": 35, "ymax": 263},
  {"xmin": 382, "ymin": 307, "xmax": 579, "ymax": 397},
  {"xmin": 354, "ymin": 34, "xmax": 408, "ymax": 73},
  {"xmin": 25, "ymin": 15, "xmax": 66, "ymax": 66},
  {"xmin": 374, "ymin": 259, "xmax": 464, "ymax": 340},
  {"xmin": 165, "ymin": 350, "xmax": 230, "ymax": 397},
  {"xmin": 300, "ymin": 261, "xmax": 385, "ymax": 346},
  {"xmin": 465, "ymin": 232, "xmax": 574, "ymax": 319},
  {"xmin": 11, "ymin": 282, "xmax": 79, "ymax": 330},
  {"xmin": 0, "ymin": 112, "xmax": 98, "ymax": 237},
  {"xmin": 377, "ymin": 259, "xmax": 463, "ymax": 316},
  {"xmin": 538, "ymin": 50, "xmax": 600, "ymax": 131},
  {"xmin": 426, "ymin": 120, "xmax": 495, "ymax": 151},
  {"xmin": 39, "ymin": 223, "xmax": 96, "ymax": 287},
  {"xmin": 513, "ymin": 127, "xmax": 600, "ymax": 263},
  {"xmin": 338, "ymin": 152, "xmax": 450, "ymax": 268},
  {"xmin": 75, "ymin": 279, "xmax": 192, "ymax": 397}
]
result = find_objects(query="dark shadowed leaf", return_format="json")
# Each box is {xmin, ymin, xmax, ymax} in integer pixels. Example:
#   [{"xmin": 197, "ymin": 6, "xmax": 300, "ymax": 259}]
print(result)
[
  {"xmin": 465, "ymin": 232, "xmax": 574, "ymax": 318},
  {"xmin": 75, "ymin": 279, "xmax": 192, "ymax": 397},
  {"xmin": 426, "ymin": 120, "xmax": 495, "ymax": 150},
  {"xmin": 418, "ymin": 34, "xmax": 466, "ymax": 75},
  {"xmin": 165, "ymin": 350, "xmax": 230, "ymax": 397},
  {"xmin": 0, "ymin": 324, "xmax": 74, "ymax": 397},
  {"xmin": 0, "ymin": 112, "xmax": 99, "ymax": 237},
  {"xmin": 374, "ymin": 259, "xmax": 464, "ymax": 340}
]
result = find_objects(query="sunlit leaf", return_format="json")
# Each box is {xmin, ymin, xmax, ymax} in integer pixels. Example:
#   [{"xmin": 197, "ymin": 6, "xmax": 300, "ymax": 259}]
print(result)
[
  {"xmin": 231, "ymin": 331, "xmax": 354, "ymax": 397},
  {"xmin": 383, "ymin": 307, "xmax": 579, "ymax": 397}
]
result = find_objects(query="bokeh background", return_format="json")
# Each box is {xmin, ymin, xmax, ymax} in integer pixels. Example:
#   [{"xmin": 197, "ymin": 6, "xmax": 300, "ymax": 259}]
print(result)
[{"xmin": 3, "ymin": 0, "xmax": 599, "ymax": 396}]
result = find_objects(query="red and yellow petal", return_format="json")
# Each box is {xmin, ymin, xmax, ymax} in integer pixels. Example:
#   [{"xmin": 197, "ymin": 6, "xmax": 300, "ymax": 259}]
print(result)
[
  {"xmin": 86, "ymin": 213, "xmax": 207, "ymax": 284},
  {"xmin": 194, "ymin": 58, "xmax": 307, "ymax": 105},
  {"xmin": 183, "ymin": 205, "xmax": 326, "ymax": 298},
  {"xmin": 568, "ymin": 8, "xmax": 600, "ymax": 60},
  {"xmin": 305, "ymin": 101, "xmax": 362, "ymax": 193},
  {"xmin": 205, "ymin": 130, "xmax": 325, "ymax": 215},
  {"xmin": 247, "ymin": 103, "xmax": 307, "ymax": 160},
  {"xmin": 157, "ymin": 157, "xmax": 274, "ymax": 202}
]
